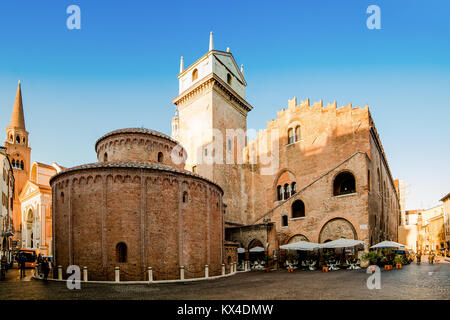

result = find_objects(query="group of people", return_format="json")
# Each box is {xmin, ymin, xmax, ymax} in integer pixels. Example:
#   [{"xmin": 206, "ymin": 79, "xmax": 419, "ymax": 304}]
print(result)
[
  {"xmin": 415, "ymin": 250, "xmax": 437, "ymax": 265},
  {"xmin": 35, "ymin": 254, "xmax": 52, "ymax": 280}
]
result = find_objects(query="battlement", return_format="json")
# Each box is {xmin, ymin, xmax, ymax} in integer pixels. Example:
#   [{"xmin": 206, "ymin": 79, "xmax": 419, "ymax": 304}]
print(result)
[
  {"xmin": 243, "ymin": 96, "xmax": 371, "ymax": 164},
  {"xmin": 275, "ymin": 96, "xmax": 368, "ymax": 120}
]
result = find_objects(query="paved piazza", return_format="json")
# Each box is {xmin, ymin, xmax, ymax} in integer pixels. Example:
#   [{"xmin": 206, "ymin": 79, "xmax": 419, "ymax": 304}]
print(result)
[{"xmin": 0, "ymin": 259, "xmax": 449, "ymax": 300}]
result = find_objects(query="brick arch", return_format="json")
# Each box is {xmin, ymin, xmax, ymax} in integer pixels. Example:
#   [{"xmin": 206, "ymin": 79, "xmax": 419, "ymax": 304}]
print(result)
[
  {"xmin": 273, "ymin": 168, "xmax": 297, "ymax": 201},
  {"xmin": 247, "ymin": 238, "xmax": 264, "ymax": 251},
  {"xmin": 330, "ymin": 169, "xmax": 357, "ymax": 196},
  {"xmin": 318, "ymin": 217, "xmax": 357, "ymax": 243},
  {"xmin": 286, "ymin": 233, "xmax": 309, "ymax": 244}
]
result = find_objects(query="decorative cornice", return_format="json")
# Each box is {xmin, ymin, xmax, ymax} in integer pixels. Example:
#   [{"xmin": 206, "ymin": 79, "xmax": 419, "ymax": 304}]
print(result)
[
  {"xmin": 49, "ymin": 161, "xmax": 223, "ymax": 194},
  {"xmin": 172, "ymin": 74, "xmax": 253, "ymax": 113}
]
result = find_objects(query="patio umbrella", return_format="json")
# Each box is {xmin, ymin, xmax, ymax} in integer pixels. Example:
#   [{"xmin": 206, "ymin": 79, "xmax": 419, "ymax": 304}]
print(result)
[
  {"xmin": 370, "ymin": 241, "xmax": 405, "ymax": 249},
  {"xmin": 237, "ymin": 248, "xmax": 246, "ymax": 254},
  {"xmin": 320, "ymin": 238, "xmax": 365, "ymax": 248},
  {"xmin": 280, "ymin": 240, "xmax": 321, "ymax": 251},
  {"xmin": 249, "ymin": 246, "xmax": 265, "ymax": 253}
]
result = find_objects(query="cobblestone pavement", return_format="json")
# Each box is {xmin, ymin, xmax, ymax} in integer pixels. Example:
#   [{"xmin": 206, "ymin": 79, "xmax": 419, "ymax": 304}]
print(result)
[{"xmin": 0, "ymin": 259, "xmax": 449, "ymax": 300}]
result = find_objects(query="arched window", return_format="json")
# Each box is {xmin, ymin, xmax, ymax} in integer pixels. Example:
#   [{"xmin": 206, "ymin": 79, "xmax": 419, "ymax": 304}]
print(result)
[
  {"xmin": 284, "ymin": 183, "xmax": 289, "ymax": 200},
  {"xmin": 22, "ymin": 137, "xmax": 26, "ymax": 144},
  {"xmin": 277, "ymin": 185, "xmax": 283, "ymax": 201},
  {"xmin": 377, "ymin": 168, "xmax": 381, "ymax": 193},
  {"xmin": 295, "ymin": 126, "xmax": 301, "ymax": 142},
  {"xmin": 227, "ymin": 73, "xmax": 232, "ymax": 85},
  {"xmin": 182, "ymin": 191, "xmax": 188, "ymax": 203},
  {"xmin": 16, "ymin": 136, "xmax": 20, "ymax": 144},
  {"xmin": 12, "ymin": 159, "xmax": 15, "ymax": 168},
  {"xmin": 158, "ymin": 152, "xmax": 163, "ymax": 163},
  {"xmin": 104, "ymin": 152, "xmax": 108, "ymax": 162},
  {"xmin": 287, "ymin": 128, "xmax": 294, "ymax": 144},
  {"xmin": 291, "ymin": 182, "xmax": 297, "ymax": 195},
  {"xmin": 282, "ymin": 215, "xmax": 288, "ymax": 227},
  {"xmin": 116, "ymin": 242, "xmax": 127, "ymax": 263},
  {"xmin": 192, "ymin": 69, "xmax": 198, "ymax": 81},
  {"xmin": 333, "ymin": 171, "xmax": 356, "ymax": 196},
  {"xmin": 20, "ymin": 161, "xmax": 24, "ymax": 170},
  {"xmin": 192, "ymin": 165, "xmax": 197, "ymax": 173},
  {"xmin": 9, "ymin": 135, "xmax": 12, "ymax": 142},
  {"xmin": 292, "ymin": 200, "xmax": 305, "ymax": 218},
  {"xmin": 61, "ymin": 192, "xmax": 65, "ymax": 204}
]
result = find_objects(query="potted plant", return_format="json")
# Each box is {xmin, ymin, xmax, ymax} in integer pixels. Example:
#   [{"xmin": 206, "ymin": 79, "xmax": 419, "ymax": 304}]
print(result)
[
  {"xmin": 285, "ymin": 251, "xmax": 299, "ymax": 272},
  {"xmin": 264, "ymin": 256, "xmax": 273, "ymax": 272},
  {"xmin": 362, "ymin": 251, "xmax": 381, "ymax": 272},
  {"xmin": 394, "ymin": 254, "xmax": 404, "ymax": 269}
]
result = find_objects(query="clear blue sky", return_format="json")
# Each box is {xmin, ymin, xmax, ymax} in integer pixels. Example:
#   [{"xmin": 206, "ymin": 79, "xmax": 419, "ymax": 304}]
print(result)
[{"xmin": 0, "ymin": 0, "xmax": 449, "ymax": 210}]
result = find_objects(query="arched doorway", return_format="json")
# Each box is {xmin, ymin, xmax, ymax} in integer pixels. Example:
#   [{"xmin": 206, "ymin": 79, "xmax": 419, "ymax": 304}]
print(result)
[
  {"xmin": 26, "ymin": 209, "xmax": 34, "ymax": 248},
  {"xmin": 318, "ymin": 218, "xmax": 357, "ymax": 243},
  {"xmin": 319, "ymin": 218, "xmax": 358, "ymax": 260},
  {"xmin": 248, "ymin": 239, "xmax": 265, "ymax": 264}
]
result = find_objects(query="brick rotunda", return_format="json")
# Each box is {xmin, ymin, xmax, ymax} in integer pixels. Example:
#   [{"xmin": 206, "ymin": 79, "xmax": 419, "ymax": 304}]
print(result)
[{"xmin": 50, "ymin": 128, "xmax": 225, "ymax": 281}]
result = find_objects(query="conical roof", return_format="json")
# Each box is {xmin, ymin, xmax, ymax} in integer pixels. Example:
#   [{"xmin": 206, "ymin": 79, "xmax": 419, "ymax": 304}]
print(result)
[{"xmin": 9, "ymin": 81, "xmax": 26, "ymax": 129}]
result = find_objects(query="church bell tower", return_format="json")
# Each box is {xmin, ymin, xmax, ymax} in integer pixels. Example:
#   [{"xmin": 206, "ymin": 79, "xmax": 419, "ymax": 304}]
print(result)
[
  {"xmin": 4, "ymin": 81, "xmax": 31, "ymax": 244},
  {"xmin": 172, "ymin": 33, "xmax": 253, "ymax": 225}
]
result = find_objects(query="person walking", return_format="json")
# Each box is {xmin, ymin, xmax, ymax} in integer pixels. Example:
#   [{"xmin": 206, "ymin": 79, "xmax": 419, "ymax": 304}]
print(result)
[
  {"xmin": 416, "ymin": 251, "xmax": 421, "ymax": 264},
  {"xmin": 42, "ymin": 258, "xmax": 50, "ymax": 281},
  {"xmin": 36, "ymin": 254, "xmax": 43, "ymax": 277},
  {"xmin": 1, "ymin": 254, "xmax": 8, "ymax": 280},
  {"xmin": 18, "ymin": 254, "xmax": 26, "ymax": 278}
]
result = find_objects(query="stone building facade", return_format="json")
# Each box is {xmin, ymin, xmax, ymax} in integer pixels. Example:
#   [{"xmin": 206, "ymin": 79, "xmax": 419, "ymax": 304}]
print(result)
[
  {"xmin": 0, "ymin": 146, "xmax": 15, "ymax": 262},
  {"xmin": 440, "ymin": 193, "xmax": 450, "ymax": 248},
  {"xmin": 50, "ymin": 128, "xmax": 225, "ymax": 281},
  {"xmin": 3, "ymin": 81, "xmax": 61, "ymax": 256},
  {"xmin": 172, "ymin": 34, "xmax": 400, "ymax": 258}
]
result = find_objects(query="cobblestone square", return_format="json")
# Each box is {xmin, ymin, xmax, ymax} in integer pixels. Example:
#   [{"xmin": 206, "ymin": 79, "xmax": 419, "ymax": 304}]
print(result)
[{"xmin": 1, "ymin": 260, "xmax": 449, "ymax": 300}]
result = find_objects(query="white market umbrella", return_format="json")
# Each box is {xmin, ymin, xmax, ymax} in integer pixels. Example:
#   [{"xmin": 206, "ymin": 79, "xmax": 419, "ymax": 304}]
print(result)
[
  {"xmin": 320, "ymin": 238, "xmax": 365, "ymax": 249},
  {"xmin": 280, "ymin": 240, "xmax": 321, "ymax": 251},
  {"xmin": 249, "ymin": 246, "xmax": 265, "ymax": 253},
  {"xmin": 237, "ymin": 248, "xmax": 246, "ymax": 254},
  {"xmin": 370, "ymin": 241, "xmax": 405, "ymax": 249}
]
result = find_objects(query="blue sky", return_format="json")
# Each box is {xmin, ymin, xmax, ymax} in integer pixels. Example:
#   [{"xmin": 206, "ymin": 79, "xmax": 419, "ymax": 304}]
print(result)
[{"xmin": 0, "ymin": 0, "xmax": 449, "ymax": 210}]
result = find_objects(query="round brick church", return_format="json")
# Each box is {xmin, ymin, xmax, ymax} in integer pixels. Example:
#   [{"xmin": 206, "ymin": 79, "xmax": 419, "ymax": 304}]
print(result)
[{"xmin": 50, "ymin": 128, "xmax": 224, "ymax": 281}]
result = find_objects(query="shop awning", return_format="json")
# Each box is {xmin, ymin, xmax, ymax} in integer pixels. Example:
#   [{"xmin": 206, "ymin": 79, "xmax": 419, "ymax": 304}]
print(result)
[
  {"xmin": 249, "ymin": 246, "xmax": 265, "ymax": 252},
  {"xmin": 320, "ymin": 238, "xmax": 365, "ymax": 248},
  {"xmin": 370, "ymin": 241, "xmax": 405, "ymax": 249},
  {"xmin": 237, "ymin": 248, "xmax": 246, "ymax": 254},
  {"xmin": 279, "ymin": 240, "xmax": 321, "ymax": 251}
]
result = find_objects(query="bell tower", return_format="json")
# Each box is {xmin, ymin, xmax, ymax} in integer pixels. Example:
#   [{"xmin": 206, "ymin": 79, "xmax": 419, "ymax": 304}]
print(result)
[
  {"xmin": 172, "ymin": 33, "xmax": 253, "ymax": 225},
  {"xmin": 4, "ymin": 81, "xmax": 31, "ymax": 243}
]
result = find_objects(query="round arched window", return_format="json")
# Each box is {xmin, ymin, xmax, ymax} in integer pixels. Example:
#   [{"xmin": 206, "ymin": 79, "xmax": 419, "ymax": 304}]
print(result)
[
  {"xmin": 333, "ymin": 172, "xmax": 356, "ymax": 196},
  {"xmin": 227, "ymin": 73, "xmax": 232, "ymax": 85},
  {"xmin": 116, "ymin": 242, "xmax": 127, "ymax": 263},
  {"xmin": 292, "ymin": 200, "xmax": 305, "ymax": 218},
  {"xmin": 192, "ymin": 69, "xmax": 198, "ymax": 81}
]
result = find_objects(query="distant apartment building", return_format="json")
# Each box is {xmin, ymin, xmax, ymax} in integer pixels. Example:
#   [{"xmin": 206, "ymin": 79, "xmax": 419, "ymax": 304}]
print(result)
[
  {"xmin": 0, "ymin": 146, "xmax": 15, "ymax": 262},
  {"xmin": 440, "ymin": 193, "xmax": 450, "ymax": 248}
]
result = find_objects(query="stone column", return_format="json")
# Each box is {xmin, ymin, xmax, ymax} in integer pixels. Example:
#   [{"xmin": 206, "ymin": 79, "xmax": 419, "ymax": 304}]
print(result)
[
  {"xmin": 148, "ymin": 267, "xmax": 153, "ymax": 282},
  {"xmin": 115, "ymin": 267, "xmax": 120, "ymax": 282},
  {"xmin": 180, "ymin": 266, "xmax": 185, "ymax": 280},
  {"xmin": 83, "ymin": 266, "xmax": 88, "ymax": 281}
]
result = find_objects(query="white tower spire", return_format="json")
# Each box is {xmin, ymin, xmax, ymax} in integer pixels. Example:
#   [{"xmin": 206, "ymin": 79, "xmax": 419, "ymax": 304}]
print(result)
[
  {"xmin": 240, "ymin": 64, "xmax": 244, "ymax": 75},
  {"xmin": 209, "ymin": 31, "xmax": 214, "ymax": 51},
  {"xmin": 180, "ymin": 56, "xmax": 184, "ymax": 73}
]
